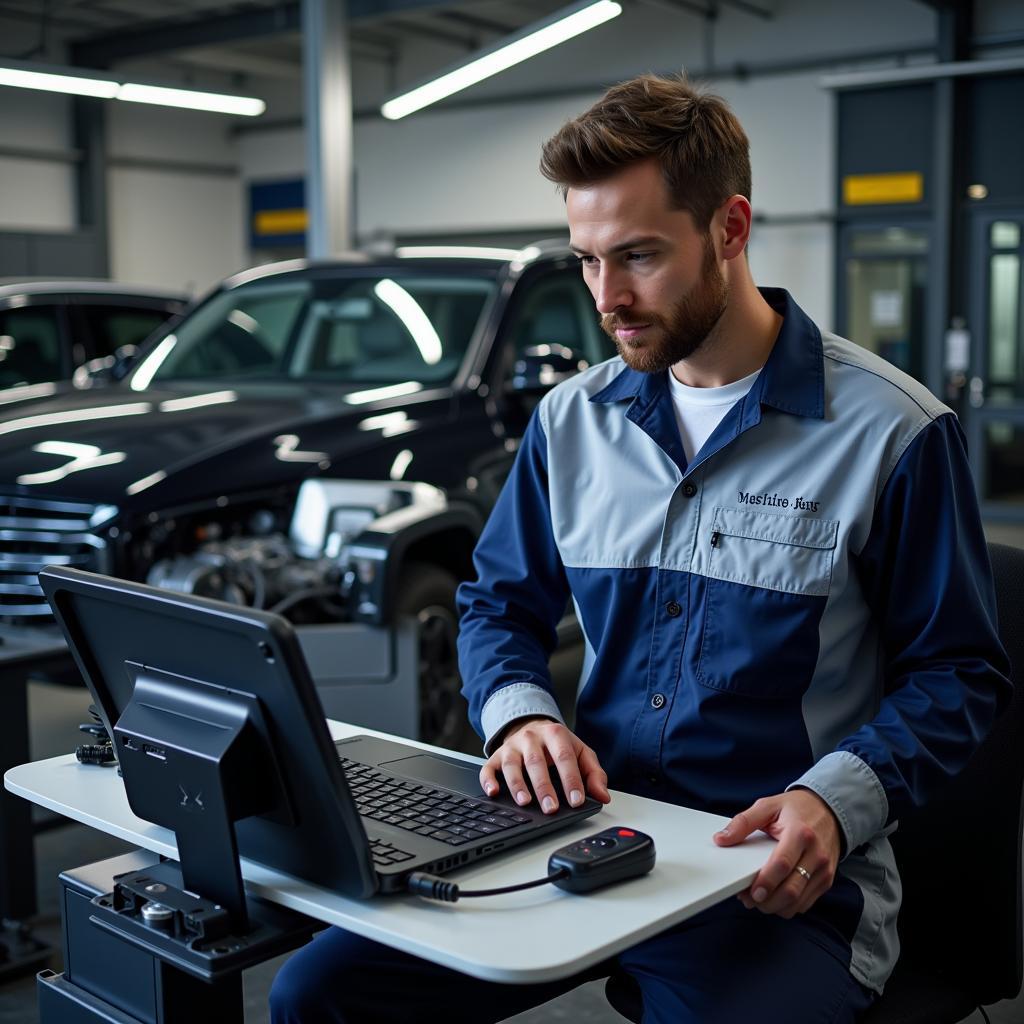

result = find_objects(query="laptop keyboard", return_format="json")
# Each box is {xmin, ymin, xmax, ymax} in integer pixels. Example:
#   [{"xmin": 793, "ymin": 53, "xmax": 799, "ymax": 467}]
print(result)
[{"xmin": 339, "ymin": 755, "xmax": 533, "ymax": 867}]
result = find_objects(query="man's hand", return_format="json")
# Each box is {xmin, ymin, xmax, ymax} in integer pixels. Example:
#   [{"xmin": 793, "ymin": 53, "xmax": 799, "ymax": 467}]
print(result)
[
  {"xmin": 479, "ymin": 717, "xmax": 611, "ymax": 813},
  {"xmin": 713, "ymin": 789, "xmax": 842, "ymax": 919}
]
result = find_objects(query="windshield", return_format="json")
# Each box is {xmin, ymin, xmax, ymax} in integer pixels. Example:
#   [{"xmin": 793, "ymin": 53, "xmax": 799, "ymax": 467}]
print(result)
[{"xmin": 130, "ymin": 271, "xmax": 497, "ymax": 388}]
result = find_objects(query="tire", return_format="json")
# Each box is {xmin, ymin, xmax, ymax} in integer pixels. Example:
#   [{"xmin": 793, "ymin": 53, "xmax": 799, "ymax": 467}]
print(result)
[{"xmin": 395, "ymin": 562, "xmax": 477, "ymax": 754}]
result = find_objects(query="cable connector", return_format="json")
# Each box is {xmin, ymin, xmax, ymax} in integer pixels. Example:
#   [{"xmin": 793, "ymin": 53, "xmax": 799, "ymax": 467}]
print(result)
[
  {"xmin": 406, "ymin": 872, "xmax": 460, "ymax": 902},
  {"xmin": 76, "ymin": 742, "xmax": 115, "ymax": 766},
  {"xmin": 406, "ymin": 868, "xmax": 569, "ymax": 902}
]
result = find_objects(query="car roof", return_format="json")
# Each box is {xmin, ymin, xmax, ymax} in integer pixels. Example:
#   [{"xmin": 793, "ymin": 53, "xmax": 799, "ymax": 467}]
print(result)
[
  {"xmin": 0, "ymin": 279, "xmax": 188, "ymax": 302},
  {"xmin": 220, "ymin": 239, "xmax": 573, "ymax": 290}
]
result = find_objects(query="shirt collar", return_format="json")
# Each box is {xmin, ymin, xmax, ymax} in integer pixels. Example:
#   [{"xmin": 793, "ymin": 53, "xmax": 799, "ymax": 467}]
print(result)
[{"xmin": 589, "ymin": 287, "xmax": 825, "ymax": 420}]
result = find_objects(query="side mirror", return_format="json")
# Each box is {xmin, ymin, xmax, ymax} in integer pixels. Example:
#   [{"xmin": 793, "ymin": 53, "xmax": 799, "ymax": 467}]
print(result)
[{"xmin": 510, "ymin": 344, "xmax": 588, "ymax": 393}]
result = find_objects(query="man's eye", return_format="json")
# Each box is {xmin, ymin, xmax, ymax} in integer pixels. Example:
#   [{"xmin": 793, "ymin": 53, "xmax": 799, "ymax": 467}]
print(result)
[
  {"xmin": 577, "ymin": 255, "xmax": 597, "ymax": 267},
  {"xmin": 627, "ymin": 252, "xmax": 655, "ymax": 263}
]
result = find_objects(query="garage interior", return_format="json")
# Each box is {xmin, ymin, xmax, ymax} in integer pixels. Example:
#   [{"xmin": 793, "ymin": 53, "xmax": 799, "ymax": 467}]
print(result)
[{"xmin": 0, "ymin": 1, "xmax": 1023, "ymax": 1022}]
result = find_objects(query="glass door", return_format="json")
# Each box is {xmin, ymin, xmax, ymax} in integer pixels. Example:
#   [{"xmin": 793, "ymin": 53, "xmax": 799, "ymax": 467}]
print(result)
[
  {"xmin": 838, "ymin": 223, "xmax": 931, "ymax": 387},
  {"xmin": 966, "ymin": 214, "xmax": 1024, "ymax": 521}
]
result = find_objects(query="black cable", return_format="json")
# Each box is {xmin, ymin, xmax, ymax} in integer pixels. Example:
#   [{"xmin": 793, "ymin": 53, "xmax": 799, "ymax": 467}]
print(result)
[
  {"xmin": 978, "ymin": 1007, "xmax": 991, "ymax": 1024},
  {"xmin": 406, "ymin": 868, "xmax": 569, "ymax": 903}
]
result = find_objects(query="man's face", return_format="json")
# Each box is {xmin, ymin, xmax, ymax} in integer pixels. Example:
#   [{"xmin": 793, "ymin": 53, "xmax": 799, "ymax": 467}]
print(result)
[{"xmin": 567, "ymin": 159, "xmax": 729, "ymax": 374}]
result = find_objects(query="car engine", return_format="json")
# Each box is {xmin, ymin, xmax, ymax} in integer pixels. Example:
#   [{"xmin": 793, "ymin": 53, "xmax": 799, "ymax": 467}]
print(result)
[{"xmin": 145, "ymin": 479, "xmax": 446, "ymax": 622}]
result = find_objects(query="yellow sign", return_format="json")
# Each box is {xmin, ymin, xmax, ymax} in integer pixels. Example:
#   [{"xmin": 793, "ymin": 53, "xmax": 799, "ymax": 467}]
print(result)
[
  {"xmin": 843, "ymin": 172, "xmax": 924, "ymax": 206},
  {"xmin": 253, "ymin": 208, "xmax": 309, "ymax": 236}
]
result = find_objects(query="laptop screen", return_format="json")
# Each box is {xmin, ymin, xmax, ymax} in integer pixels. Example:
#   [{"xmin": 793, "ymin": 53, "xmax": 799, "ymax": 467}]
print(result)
[{"xmin": 41, "ymin": 565, "xmax": 378, "ymax": 901}]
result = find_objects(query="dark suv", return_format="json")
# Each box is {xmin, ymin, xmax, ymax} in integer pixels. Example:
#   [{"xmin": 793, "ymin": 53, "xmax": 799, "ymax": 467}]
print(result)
[
  {"xmin": 0, "ymin": 280, "xmax": 187, "ymax": 391},
  {"xmin": 0, "ymin": 243, "xmax": 612, "ymax": 747}
]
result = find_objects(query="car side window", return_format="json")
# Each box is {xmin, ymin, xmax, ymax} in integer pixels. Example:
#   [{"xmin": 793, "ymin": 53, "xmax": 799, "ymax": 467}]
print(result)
[
  {"xmin": 290, "ymin": 278, "xmax": 492, "ymax": 384},
  {"xmin": 0, "ymin": 306, "xmax": 63, "ymax": 387},
  {"xmin": 78, "ymin": 304, "xmax": 174, "ymax": 360},
  {"xmin": 504, "ymin": 268, "xmax": 613, "ymax": 371},
  {"xmin": 166, "ymin": 292, "xmax": 302, "ymax": 378}
]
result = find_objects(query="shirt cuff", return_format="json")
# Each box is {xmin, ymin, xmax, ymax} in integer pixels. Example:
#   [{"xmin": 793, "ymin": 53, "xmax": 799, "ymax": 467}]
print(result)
[
  {"xmin": 480, "ymin": 682, "xmax": 565, "ymax": 757},
  {"xmin": 787, "ymin": 750, "xmax": 889, "ymax": 856}
]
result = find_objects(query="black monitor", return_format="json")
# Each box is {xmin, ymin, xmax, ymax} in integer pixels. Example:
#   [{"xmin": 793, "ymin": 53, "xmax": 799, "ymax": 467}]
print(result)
[{"xmin": 40, "ymin": 565, "xmax": 378, "ymax": 929}]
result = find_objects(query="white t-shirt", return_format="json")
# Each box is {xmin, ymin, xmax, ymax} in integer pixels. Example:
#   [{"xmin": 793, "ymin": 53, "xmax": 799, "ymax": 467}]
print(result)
[{"xmin": 667, "ymin": 366, "xmax": 763, "ymax": 464}]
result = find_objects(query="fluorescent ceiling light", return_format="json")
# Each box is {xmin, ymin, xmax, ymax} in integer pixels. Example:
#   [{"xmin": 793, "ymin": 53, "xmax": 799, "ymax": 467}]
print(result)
[
  {"xmin": 0, "ymin": 65, "xmax": 119, "ymax": 99},
  {"xmin": 396, "ymin": 245, "xmax": 523, "ymax": 260},
  {"xmin": 389, "ymin": 449, "xmax": 414, "ymax": 481},
  {"xmin": 126, "ymin": 470, "xmax": 167, "ymax": 496},
  {"xmin": 131, "ymin": 334, "xmax": 178, "ymax": 391},
  {"xmin": 344, "ymin": 382, "xmax": 423, "ymax": 405},
  {"xmin": 118, "ymin": 83, "xmax": 265, "ymax": 116},
  {"xmin": 373, "ymin": 279, "xmax": 443, "ymax": 365},
  {"xmin": 158, "ymin": 390, "xmax": 238, "ymax": 413},
  {"xmin": 18, "ymin": 441, "xmax": 126, "ymax": 487},
  {"xmin": 0, "ymin": 58, "xmax": 265, "ymax": 116},
  {"xmin": 381, "ymin": 0, "xmax": 622, "ymax": 120},
  {"xmin": 0, "ymin": 403, "xmax": 151, "ymax": 439}
]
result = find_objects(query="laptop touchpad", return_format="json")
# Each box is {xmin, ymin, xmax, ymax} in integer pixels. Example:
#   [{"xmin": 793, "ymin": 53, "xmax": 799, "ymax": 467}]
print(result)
[{"xmin": 380, "ymin": 754, "xmax": 488, "ymax": 797}]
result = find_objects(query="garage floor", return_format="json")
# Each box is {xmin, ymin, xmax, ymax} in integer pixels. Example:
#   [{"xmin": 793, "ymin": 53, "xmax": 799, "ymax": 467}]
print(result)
[{"xmin": 6, "ymin": 521, "xmax": 1023, "ymax": 1023}]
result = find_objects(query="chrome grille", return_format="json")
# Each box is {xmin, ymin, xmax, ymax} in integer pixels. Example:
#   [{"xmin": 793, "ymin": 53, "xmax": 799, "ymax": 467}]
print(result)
[{"xmin": 0, "ymin": 497, "xmax": 108, "ymax": 619}]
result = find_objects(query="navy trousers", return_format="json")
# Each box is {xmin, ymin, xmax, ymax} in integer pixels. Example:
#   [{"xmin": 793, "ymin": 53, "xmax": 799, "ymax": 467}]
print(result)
[{"xmin": 269, "ymin": 899, "xmax": 876, "ymax": 1023}]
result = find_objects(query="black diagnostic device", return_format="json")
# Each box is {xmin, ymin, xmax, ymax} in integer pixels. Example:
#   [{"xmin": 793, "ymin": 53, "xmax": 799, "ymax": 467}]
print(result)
[{"xmin": 548, "ymin": 827, "xmax": 656, "ymax": 893}]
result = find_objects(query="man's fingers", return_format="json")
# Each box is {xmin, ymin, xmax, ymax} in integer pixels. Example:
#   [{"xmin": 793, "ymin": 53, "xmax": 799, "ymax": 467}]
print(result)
[
  {"xmin": 498, "ymin": 752, "xmax": 534, "ymax": 806},
  {"xmin": 577, "ymin": 745, "xmax": 611, "ymax": 802},
  {"xmin": 480, "ymin": 721, "xmax": 613, "ymax": 814},
  {"xmin": 714, "ymin": 797, "xmax": 778, "ymax": 846},
  {"xmin": 550, "ymin": 743, "xmax": 587, "ymax": 808},
  {"xmin": 522, "ymin": 745, "xmax": 560, "ymax": 813},
  {"xmin": 478, "ymin": 759, "xmax": 501, "ymax": 798},
  {"xmin": 754, "ymin": 862, "xmax": 812, "ymax": 916},
  {"xmin": 749, "ymin": 825, "xmax": 814, "ymax": 906}
]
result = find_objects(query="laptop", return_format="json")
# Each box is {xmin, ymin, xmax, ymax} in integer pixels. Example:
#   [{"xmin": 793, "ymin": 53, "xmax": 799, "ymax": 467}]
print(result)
[{"xmin": 40, "ymin": 566, "xmax": 603, "ymax": 898}]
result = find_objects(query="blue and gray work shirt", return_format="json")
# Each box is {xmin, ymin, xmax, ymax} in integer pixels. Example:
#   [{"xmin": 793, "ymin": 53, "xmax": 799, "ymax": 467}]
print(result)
[{"xmin": 457, "ymin": 288, "xmax": 1010, "ymax": 993}]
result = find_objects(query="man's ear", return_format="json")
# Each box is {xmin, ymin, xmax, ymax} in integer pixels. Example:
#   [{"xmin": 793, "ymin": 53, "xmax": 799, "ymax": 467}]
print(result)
[{"xmin": 719, "ymin": 195, "xmax": 752, "ymax": 261}]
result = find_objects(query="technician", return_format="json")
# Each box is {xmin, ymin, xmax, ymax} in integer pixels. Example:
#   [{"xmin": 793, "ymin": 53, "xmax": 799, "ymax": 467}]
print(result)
[{"xmin": 270, "ymin": 74, "xmax": 1010, "ymax": 1023}]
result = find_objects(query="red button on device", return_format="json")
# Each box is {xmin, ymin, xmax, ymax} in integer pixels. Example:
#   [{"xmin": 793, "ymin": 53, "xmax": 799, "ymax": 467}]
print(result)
[{"xmin": 617, "ymin": 829, "xmax": 635, "ymax": 837}]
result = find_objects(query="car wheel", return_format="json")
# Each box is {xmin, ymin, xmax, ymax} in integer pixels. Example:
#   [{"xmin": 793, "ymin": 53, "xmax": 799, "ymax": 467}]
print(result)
[{"xmin": 395, "ymin": 562, "xmax": 477, "ymax": 754}]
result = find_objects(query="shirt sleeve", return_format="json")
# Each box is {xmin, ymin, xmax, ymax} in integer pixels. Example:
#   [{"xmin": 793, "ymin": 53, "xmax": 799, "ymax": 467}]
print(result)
[
  {"xmin": 456, "ymin": 408, "xmax": 571, "ymax": 755},
  {"xmin": 789, "ymin": 412, "xmax": 1012, "ymax": 854}
]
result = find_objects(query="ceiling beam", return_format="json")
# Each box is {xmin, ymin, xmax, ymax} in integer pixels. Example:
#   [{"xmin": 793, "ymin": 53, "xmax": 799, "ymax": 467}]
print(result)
[
  {"xmin": 384, "ymin": 17, "xmax": 477, "ymax": 48},
  {"xmin": 69, "ymin": 0, "xmax": 455, "ymax": 68},
  {"xmin": 437, "ymin": 10, "xmax": 520, "ymax": 35},
  {"xmin": 169, "ymin": 46, "xmax": 303, "ymax": 80},
  {"xmin": 722, "ymin": 0, "xmax": 773, "ymax": 19}
]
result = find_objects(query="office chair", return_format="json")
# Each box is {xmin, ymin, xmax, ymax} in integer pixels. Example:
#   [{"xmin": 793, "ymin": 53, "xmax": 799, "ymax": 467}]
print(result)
[{"xmin": 605, "ymin": 541, "xmax": 1024, "ymax": 1024}]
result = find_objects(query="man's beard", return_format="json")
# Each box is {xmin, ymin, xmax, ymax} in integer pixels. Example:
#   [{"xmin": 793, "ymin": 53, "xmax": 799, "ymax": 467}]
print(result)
[{"xmin": 601, "ymin": 236, "xmax": 728, "ymax": 374}]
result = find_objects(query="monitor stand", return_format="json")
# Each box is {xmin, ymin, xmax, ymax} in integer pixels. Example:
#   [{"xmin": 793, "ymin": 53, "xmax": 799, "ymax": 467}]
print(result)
[
  {"xmin": 35, "ymin": 664, "xmax": 318, "ymax": 1021},
  {"xmin": 40, "ymin": 852, "xmax": 314, "ymax": 1024}
]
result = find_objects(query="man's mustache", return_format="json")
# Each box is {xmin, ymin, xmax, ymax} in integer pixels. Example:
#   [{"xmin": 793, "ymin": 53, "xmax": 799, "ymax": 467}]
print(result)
[{"xmin": 601, "ymin": 312, "xmax": 664, "ymax": 332}]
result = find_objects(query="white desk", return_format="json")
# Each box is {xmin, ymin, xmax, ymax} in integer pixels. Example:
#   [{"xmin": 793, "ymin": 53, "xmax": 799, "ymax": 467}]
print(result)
[{"xmin": 6, "ymin": 721, "xmax": 771, "ymax": 984}]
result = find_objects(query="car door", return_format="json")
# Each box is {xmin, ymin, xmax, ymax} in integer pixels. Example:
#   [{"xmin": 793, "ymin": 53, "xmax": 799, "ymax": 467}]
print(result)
[
  {"xmin": 0, "ymin": 301, "xmax": 69, "ymax": 388},
  {"xmin": 68, "ymin": 297, "xmax": 183, "ymax": 367},
  {"xmin": 466, "ymin": 262, "xmax": 613, "ymax": 509},
  {"xmin": 496, "ymin": 262, "xmax": 611, "ymax": 438}
]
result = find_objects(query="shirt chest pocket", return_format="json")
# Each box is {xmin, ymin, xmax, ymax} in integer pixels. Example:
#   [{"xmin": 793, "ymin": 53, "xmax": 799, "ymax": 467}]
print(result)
[
  {"xmin": 706, "ymin": 506, "xmax": 839, "ymax": 596},
  {"xmin": 696, "ymin": 507, "xmax": 840, "ymax": 698}
]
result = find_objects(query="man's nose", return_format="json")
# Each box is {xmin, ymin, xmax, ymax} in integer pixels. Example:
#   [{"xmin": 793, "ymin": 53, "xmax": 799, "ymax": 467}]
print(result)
[{"xmin": 594, "ymin": 269, "xmax": 632, "ymax": 315}]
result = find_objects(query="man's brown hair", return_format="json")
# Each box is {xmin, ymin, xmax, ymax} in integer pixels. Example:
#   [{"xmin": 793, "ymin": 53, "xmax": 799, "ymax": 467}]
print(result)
[{"xmin": 540, "ymin": 73, "xmax": 751, "ymax": 232}]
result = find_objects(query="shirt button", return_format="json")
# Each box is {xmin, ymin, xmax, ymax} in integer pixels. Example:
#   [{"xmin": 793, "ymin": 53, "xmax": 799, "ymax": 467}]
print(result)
[
  {"xmin": 651, "ymin": 693, "xmax": 666, "ymax": 709},
  {"xmin": 666, "ymin": 601, "xmax": 681, "ymax": 617},
  {"xmin": 682, "ymin": 482, "xmax": 697, "ymax": 498}
]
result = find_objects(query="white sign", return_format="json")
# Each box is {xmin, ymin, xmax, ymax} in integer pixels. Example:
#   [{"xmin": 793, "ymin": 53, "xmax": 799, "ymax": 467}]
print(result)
[{"xmin": 870, "ymin": 290, "xmax": 903, "ymax": 328}]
